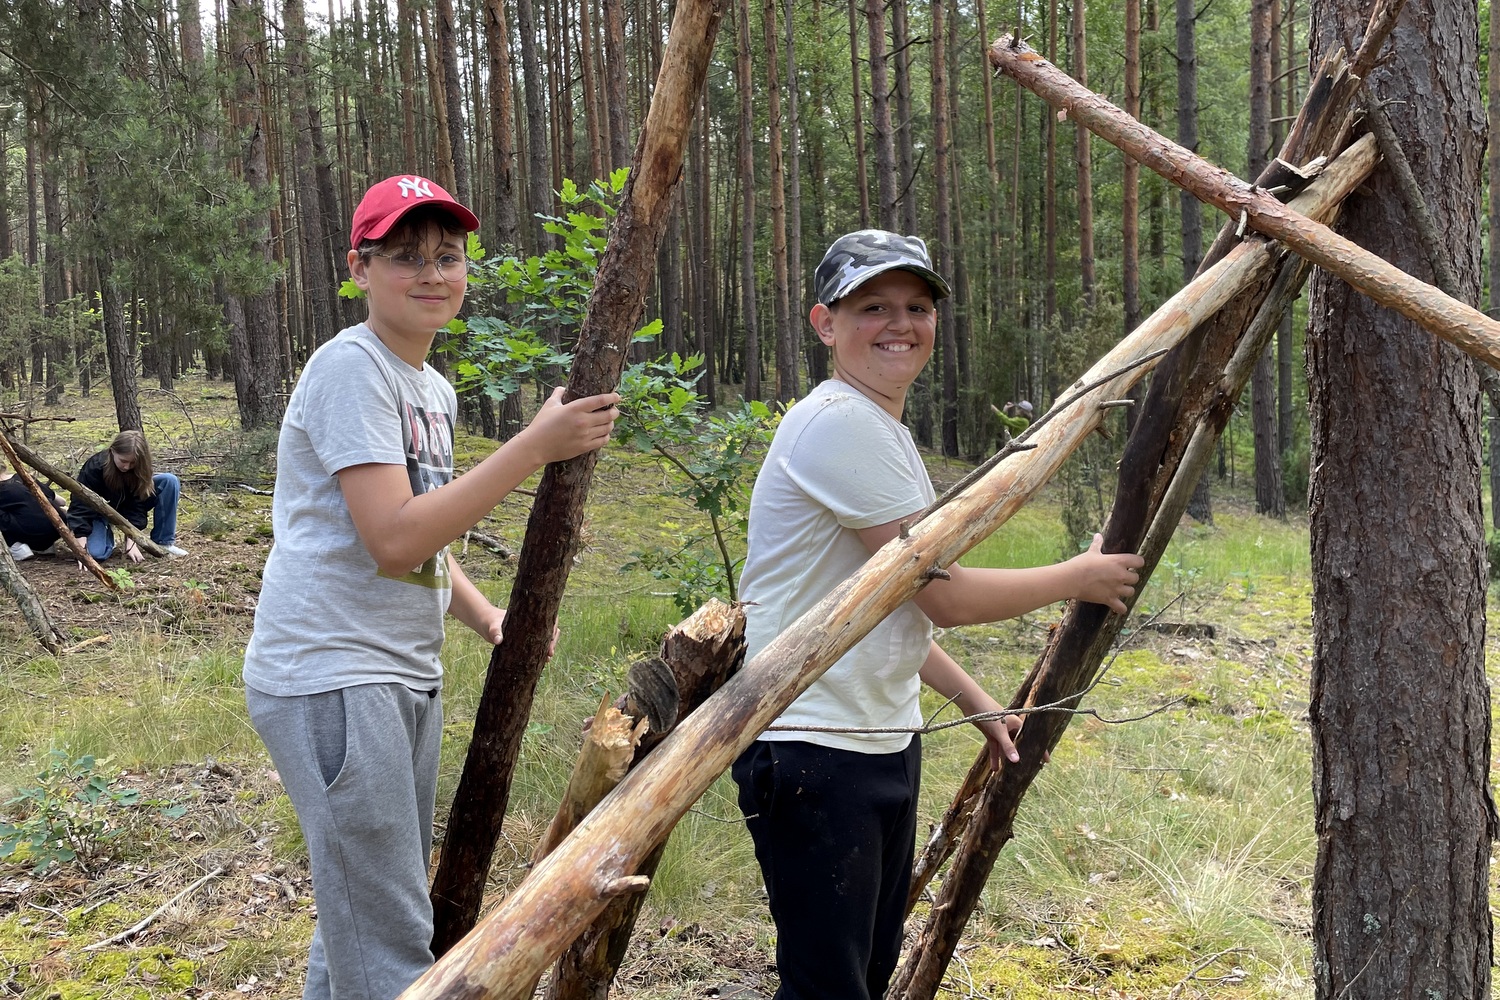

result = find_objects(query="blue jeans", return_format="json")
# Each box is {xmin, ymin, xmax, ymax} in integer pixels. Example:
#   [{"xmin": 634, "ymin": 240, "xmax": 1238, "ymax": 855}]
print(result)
[{"xmin": 86, "ymin": 472, "xmax": 180, "ymax": 559}]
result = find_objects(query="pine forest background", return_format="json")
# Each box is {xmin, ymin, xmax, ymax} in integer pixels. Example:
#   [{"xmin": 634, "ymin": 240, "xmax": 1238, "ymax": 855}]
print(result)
[{"xmin": 0, "ymin": 0, "xmax": 1489, "ymax": 516}]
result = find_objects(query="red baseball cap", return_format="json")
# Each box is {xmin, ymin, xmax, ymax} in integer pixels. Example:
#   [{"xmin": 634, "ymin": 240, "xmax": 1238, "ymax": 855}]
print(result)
[{"xmin": 350, "ymin": 174, "xmax": 479, "ymax": 249}]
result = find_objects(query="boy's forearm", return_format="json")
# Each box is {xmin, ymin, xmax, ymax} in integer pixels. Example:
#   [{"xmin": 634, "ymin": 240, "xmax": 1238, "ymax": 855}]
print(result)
[
  {"xmin": 445, "ymin": 553, "xmax": 497, "ymax": 636},
  {"xmin": 919, "ymin": 562, "xmax": 1080, "ymax": 627},
  {"xmin": 919, "ymin": 642, "xmax": 1004, "ymax": 717}
]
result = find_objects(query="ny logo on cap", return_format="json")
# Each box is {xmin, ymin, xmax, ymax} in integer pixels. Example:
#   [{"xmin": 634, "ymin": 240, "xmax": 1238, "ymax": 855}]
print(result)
[{"xmin": 398, "ymin": 177, "xmax": 436, "ymax": 200}]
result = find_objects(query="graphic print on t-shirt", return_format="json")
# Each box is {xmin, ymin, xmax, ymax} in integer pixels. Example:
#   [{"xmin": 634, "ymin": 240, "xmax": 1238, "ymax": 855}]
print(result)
[{"xmin": 380, "ymin": 402, "xmax": 456, "ymax": 590}]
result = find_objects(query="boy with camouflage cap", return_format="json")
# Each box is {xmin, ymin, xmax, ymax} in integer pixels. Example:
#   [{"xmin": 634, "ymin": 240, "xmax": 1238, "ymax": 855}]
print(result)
[{"xmin": 733, "ymin": 230, "xmax": 1142, "ymax": 1000}]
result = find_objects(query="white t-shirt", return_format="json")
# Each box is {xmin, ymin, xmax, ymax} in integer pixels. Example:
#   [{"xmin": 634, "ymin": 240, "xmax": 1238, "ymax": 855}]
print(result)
[
  {"xmin": 739, "ymin": 379, "xmax": 935, "ymax": 753},
  {"xmin": 243, "ymin": 323, "xmax": 457, "ymax": 697}
]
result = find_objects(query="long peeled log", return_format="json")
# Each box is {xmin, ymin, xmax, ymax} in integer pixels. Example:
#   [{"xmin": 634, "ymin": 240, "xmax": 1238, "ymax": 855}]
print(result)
[
  {"xmin": 904, "ymin": 132, "xmax": 1379, "ymax": 915},
  {"xmin": 988, "ymin": 33, "xmax": 1500, "ymax": 370},
  {"xmin": 397, "ymin": 188, "xmax": 1318, "ymax": 999}
]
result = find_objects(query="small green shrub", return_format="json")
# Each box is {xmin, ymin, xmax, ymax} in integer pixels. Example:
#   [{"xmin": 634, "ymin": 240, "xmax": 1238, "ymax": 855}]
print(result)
[{"xmin": 0, "ymin": 750, "xmax": 185, "ymax": 876}]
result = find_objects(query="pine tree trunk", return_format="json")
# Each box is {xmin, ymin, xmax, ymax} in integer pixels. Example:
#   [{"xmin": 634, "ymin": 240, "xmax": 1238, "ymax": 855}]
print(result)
[
  {"xmin": 603, "ymin": 0, "xmax": 631, "ymax": 169},
  {"xmin": 1123, "ymin": 0, "xmax": 1141, "ymax": 334},
  {"xmin": 865, "ymin": 0, "xmax": 897, "ymax": 230},
  {"xmin": 1043, "ymin": 0, "xmax": 1058, "ymax": 324},
  {"xmin": 847, "ymin": 0, "xmax": 870, "ymax": 228},
  {"xmin": 1249, "ymin": 0, "xmax": 1283, "ymax": 516},
  {"xmin": 932, "ymin": 0, "xmax": 957, "ymax": 456},
  {"xmin": 735, "ymin": 0, "xmax": 760, "ymax": 400},
  {"xmin": 1490, "ymin": 0, "xmax": 1500, "ymax": 529},
  {"xmin": 1072, "ymin": 0, "xmax": 1094, "ymax": 308},
  {"xmin": 1307, "ymin": 1, "xmax": 1492, "ymax": 995},
  {"xmin": 227, "ymin": 0, "xmax": 286, "ymax": 430},
  {"xmin": 763, "ymin": 0, "xmax": 794, "ymax": 404},
  {"xmin": 784, "ymin": 0, "xmax": 804, "ymax": 368},
  {"xmin": 1177, "ymin": 0, "xmax": 1211, "ymax": 524},
  {"xmin": 436, "ymin": 0, "xmax": 471, "ymax": 204},
  {"xmin": 283, "ymin": 0, "xmax": 339, "ymax": 350},
  {"xmin": 579, "ymin": 0, "xmax": 605, "ymax": 181},
  {"xmin": 890, "ymin": 0, "xmax": 918, "ymax": 236},
  {"xmin": 515, "ymin": 0, "xmax": 551, "ymax": 252}
]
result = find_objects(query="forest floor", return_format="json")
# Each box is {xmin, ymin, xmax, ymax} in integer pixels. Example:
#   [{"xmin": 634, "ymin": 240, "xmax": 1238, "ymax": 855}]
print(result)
[{"xmin": 1, "ymin": 376, "xmax": 1494, "ymax": 1000}]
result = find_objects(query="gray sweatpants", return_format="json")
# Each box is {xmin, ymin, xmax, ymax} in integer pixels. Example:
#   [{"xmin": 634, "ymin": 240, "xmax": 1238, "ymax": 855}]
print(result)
[{"xmin": 246, "ymin": 682, "xmax": 443, "ymax": 1000}]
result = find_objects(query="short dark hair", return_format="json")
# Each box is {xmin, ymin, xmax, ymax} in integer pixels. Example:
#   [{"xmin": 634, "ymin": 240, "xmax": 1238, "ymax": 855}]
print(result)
[{"xmin": 357, "ymin": 205, "xmax": 468, "ymax": 256}]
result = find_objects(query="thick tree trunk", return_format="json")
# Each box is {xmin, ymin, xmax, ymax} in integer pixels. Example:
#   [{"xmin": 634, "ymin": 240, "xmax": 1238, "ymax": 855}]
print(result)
[
  {"xmin": 283, "ymin": 0, "xmax": 339, "ymax": 350},
  {"xmin": 890, "ymin": 0, "xmax": 918, "ymax": 236},
  {"xmin": 1307, "ymin": 1, "xmax": 1493, "ymax": 997},
  {"xmin": 96, "ymin": 256, "xmax": 143, "ymax": 433},
  {"xmin": 603, "ymin": 0, "xmax": 631, "ymax": 170},
  {"xmin": 436, "ymin": 0, "xmax": 471, "ymax": 205},
  {"xmin": 484, "ymin": 0, "xmax": 521, "ymax": 251},
  {"xmin": 227, "ymin": 0, "xmax": 285, "ymax": 430},
  {"xmin": 1491, "ymin": 0, "xmax": 1500, "ymax": 529},
  {"xmin": 784, "ymin": 0, "xmax": 804, "ymax": 379},
  {"xmin": 425, "ymin": 0, "xmax": 724, "ymax": 958},
  {"xmin": 1043, "ymin": 0, "xmax": 1058, "ymax": 323},
  {"xmin": 515, "ymin": 0, "xmax": 551, "ymax": 252}
]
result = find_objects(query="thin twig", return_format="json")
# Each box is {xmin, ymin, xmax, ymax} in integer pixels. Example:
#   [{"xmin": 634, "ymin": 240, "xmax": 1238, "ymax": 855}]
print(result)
[
  {"xmin": 1165, "ymin": 947, "xmax": 1248, "ymax": 1000},
  {"xmin": 919, "ymin": 348, "xmax": 1171, "ymax": 520},
  {"xmin": 83, "ymin": 866, "xmax": 225, "ymax": 952}
]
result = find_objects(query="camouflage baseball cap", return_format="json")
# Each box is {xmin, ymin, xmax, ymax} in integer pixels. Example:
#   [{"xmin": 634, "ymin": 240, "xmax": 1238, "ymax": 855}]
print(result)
[{"xmin": 813, "ymin": 229, "xmax": 952, "ymax": 306}]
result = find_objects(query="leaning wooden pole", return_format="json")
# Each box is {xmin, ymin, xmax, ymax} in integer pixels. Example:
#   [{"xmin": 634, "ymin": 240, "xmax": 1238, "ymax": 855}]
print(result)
[
  {"xmin": 426, "ymin": 0, "xmax": 728, "ymax": 954},
  {"xmin": 398, "ymin": 232, "xmax": 1290, "ymax": 999},
  {"xmin": 986, "ymin": 31, "xmax": 1500, "ymax": 368}
]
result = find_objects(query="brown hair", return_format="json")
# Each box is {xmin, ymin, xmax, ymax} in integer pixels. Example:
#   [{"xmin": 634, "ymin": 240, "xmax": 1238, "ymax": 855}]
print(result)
[
  {"xmin": 104, "ymin": 430, "xmax": 156, "ymax": 500},
  {"xmin": 357, "ymin": 205, "xmax": 469, "ymax": 257}
]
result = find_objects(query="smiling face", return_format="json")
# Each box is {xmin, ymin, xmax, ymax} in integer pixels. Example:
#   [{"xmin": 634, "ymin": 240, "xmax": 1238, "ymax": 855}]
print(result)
[
  {"xmin": 348, "ymin": 216, "xmax": 468, "ymax": 367},
  {"xmin": 810, "ymin": 269, "xmax": 938, "ymax": 418}
]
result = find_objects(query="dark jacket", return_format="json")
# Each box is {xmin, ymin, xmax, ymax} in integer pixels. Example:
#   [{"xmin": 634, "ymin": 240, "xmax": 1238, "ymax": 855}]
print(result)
[
  {"xmin": 66, "ymin": 450, "xmax": 155, "ymax": 534},
  {"xmin": 0, "ymin": 477, "xmax": 63, "ymax": 548}
]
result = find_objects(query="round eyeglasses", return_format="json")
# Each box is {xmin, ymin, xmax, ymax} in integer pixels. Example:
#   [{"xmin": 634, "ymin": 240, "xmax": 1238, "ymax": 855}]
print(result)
[{"xmin": 366, "ymin": 251, "xmax": 470, "ymax": 280}]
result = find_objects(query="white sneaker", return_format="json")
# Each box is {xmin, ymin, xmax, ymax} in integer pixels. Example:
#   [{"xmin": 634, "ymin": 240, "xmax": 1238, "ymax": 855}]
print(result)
[
  {"xmin": 9, "ymin": 542, "xmax": 34, "ymax": 562},
  {"xmin": 163, "ymin": 544, "xmax": 189, "ymax": 558}
]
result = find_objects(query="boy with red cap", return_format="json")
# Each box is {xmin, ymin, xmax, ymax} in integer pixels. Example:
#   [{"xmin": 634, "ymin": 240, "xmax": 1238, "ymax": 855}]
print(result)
[
  {"xmin": 242, "ymin": 175, "xmax": 620, "ymax": 1000},
  {"xmin": 733, "ymin": 230, "xmax": 1143, "ymax": 1000}
]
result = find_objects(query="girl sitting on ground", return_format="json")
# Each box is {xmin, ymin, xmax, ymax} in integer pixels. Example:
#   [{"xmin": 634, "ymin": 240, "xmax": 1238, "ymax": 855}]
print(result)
[{"xmin": 65, "ymin": 430, "xmax": 188, "ymax": 561}]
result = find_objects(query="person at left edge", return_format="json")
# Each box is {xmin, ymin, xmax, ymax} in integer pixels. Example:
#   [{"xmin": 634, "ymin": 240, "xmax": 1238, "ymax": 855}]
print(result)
[{"xmin": 241, "ymin": 174, "xmax": 621, "ymax": 1000}]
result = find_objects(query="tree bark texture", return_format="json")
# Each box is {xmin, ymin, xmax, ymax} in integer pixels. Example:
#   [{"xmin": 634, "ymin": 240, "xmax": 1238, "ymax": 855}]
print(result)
[
  {"xmin": 1307, "ymin": 1, "xmax": 1493, "ymax": 997},
  {"xmin": 1249, "ymin": 0, "xmax": 1284, "ymax": 516},
  {"xmin": 424, "ymin": 0, "xmax": 725, "ymax": 959},
  {"xmin": 932, "ymin": 0, "xmax": 958, "ymax": 457},
  {"xmin": 866, "ymin": 0, "xmax": 897, "ymax": 230},
  {"xmin": 735, "ymin": 0, "xmax": 760, "ymax": 400},
  {"xmin": 1071, "ymin": 0, "xmax": 1094, "ymax": 308},
  {"xmin": 763, "ymin": 0, "xmax": 793, "ymax": 404}
]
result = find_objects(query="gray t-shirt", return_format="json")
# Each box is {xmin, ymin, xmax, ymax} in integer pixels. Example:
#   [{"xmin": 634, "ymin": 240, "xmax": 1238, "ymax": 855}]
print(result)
[{"xmin": 243, "ymin": 324, "xmax": 457, "ymax": 696}]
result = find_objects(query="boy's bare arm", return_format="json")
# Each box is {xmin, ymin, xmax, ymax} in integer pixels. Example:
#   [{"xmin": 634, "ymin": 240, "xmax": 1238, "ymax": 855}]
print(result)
[
  {"xmin": 919, "ymin": 642, "xmax": 1020, "ymax": 767},
  {"xmin": 858, "ymin": 523, "xmax": 1143, "ymax": 628},
  {"xmin": 339, "ymin": 388, "xmax": 618, "ymax": 576}
]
